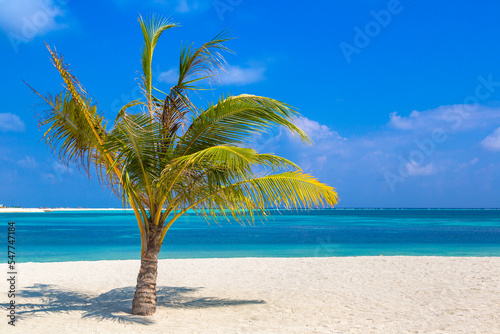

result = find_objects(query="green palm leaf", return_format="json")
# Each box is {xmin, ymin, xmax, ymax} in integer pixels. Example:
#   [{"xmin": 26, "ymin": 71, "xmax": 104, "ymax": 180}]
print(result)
[
  {"xmin": 138, "ymin": 14, "xmax": 178, "ymax": 116},
  {"xmin": 175, "ymin": 94, "xmax": 311, "ymax": 158},
  {"xmin": 158, "ymin": 171, "xmax": 338, "ymax": 242}
]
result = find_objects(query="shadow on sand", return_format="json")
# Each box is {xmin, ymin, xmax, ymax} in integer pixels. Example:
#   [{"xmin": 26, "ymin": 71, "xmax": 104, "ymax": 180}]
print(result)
[{"xmin": 5, "ymin": 284, "xmax": 265, "ymax": 325}]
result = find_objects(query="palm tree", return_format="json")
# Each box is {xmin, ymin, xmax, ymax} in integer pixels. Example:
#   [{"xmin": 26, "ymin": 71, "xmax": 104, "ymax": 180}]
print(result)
[{"xmin": 29, "ymin": 14, "xmax": 338, "ymax": 316}]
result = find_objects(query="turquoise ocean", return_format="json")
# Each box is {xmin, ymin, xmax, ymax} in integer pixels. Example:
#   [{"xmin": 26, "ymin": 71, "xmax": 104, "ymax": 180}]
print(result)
[{"xmin": 2, "ymin": 209, "xmax": 500, "ymax": 262}]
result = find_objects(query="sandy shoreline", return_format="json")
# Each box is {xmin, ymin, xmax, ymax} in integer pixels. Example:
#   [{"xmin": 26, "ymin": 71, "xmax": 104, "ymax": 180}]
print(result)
[{"xmin": 1, "ymin": 257, "xmax": 499, "ymax": 333}]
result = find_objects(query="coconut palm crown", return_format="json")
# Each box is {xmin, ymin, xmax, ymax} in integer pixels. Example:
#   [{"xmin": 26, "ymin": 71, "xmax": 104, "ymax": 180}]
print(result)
[{"xmin": 30, "ymin": 14, "xmax": 338, "ymax": 316}]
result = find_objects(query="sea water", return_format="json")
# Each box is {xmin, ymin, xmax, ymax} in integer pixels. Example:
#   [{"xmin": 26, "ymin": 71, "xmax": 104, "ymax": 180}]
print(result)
[{"xmin": 1, "ymin": 209, "xmax": 499, "ymax": 262}]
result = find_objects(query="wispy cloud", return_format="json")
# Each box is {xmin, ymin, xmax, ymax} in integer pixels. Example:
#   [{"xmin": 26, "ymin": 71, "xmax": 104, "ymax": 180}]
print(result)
[
  {"xmin": 176, "ymin": 0, "xmax": 196, "ymax": 13},
  {"xmin": 41, "ymin": 161, "xmax": 73, "ymax": 183},
  {"xmin": 388, "ymin": 105, "xmax": 500, "ymax": 133},
  {"xmin": 291, "ymin": 116, "xmax": 345, "ymax": 140},
  {"xmin": 389, "ymin": 110, "xmax": 420, "ymax": 130},
  {"xmin": 257, "ymin": 104, "xmax": 500, "ymax": 205},
  {"xmin": 456, "ymin": 157, "xmax": 479, "ymax": 171},
  {"xmin": 0, "ymin": 0, "xmax": 68, "ymax": 36},
  {"xmin": 0, "ymin": 113, "xmax": 25, "ymax": 132},
  {"xmin": 481, "ymin": 127, "xmax": 500, "ymax": 151},
  {"xmin": 218, "ymin": 65, "xmax": 265, "ymax": 86},
  {"xmin": 0, "ymin": 0, "xmax": 70, "ymax": 52},
  {"xmin": 404, "ymin": 161, "xmax": 437, "ymax": 176},
  {"xmin": 158, "ymin": 64, "xmax": 266, "ymax": 86},
  {"xmin": 158, "ymin": 68, "xmax": 178, "ymax": 85},
  {"xmin": 18, "ymin": 156, "xmax": 39, "ymax": 169},
  {"xmin": 152, "ymin": 0, "xmax": 206, "ymax": 13},
  {"xmin": 52, "ymin": 161, "xmax": 73, "ymax": 175},
  {"xmin": 41, "ymin": 172, "xmax": 57, "ymax": 183}
]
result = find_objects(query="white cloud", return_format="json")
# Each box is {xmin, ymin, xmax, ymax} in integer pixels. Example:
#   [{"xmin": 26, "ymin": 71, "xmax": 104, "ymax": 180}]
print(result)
[
  {"xmin": 153, "ymin": 0, "xmax": 203, "ymax": 13},
  {"xmin": 218, "ymin": 65, "xmax": 265, "ymax": 86},
  {"xmin": 389, "ymin": 110, "xmax": 420, "ymax": 130},
  {"xmin": 41, "ymin": 172, "xmax": 57, "ymax": 183},
  {"xmin": 291, "ymin": 116, "xmax": 345, "ymax": 141},
  {"xmin": 280, "ymin": 106, "xmax": 500, "ymax": 179},
  {"xmin": 0, "ymin": 0, "xmax": 67, "ymax": 38},
  {"xmin": 404, "ymin": 161, "xmax": 437, "ymax": 176},
  {"xmin": 176, "ymin": 0, "xmax": 199, "ymax": 13},
  {"xmin": 159, "ymin": 64, "xmax": 266, "ymax": 86},
  {"xmin": 256, "ymin": 105, "xmax": 500, "ymax": 205},
  {"xmin": 316, "ymin": 155, "xmax": 327, "ymax": 164},
  {"xmin": 0, "ymin": 113, "xmax": 25, "ymax": 132},
  {"xmin": 457, "ymin": 157, "xmax": 479, "ymax": 169},
  {"xmin": 18, "ymin": 156, "xmax": 39, "ymax": 169},
  {"xmin": 388, "ymin": 105, "xmax": 500, "ymax": 133},
  {"xmin": 158, "ymin": 68, "xmax": 178, "ymax": 85},
  {"xmin": 41, "ymin": 161, "xmax": 73, "ymax": 183},
  {"xmin": 481, "ymin": 127, "xmax": 500, "ymax": 151},
  {"xmin": 175, "ymin": 0, "xmax": 190, "ymax": 12},
  {"xmin": 52, "ymin": 161, "xmax": 73, "ymax": 175}
]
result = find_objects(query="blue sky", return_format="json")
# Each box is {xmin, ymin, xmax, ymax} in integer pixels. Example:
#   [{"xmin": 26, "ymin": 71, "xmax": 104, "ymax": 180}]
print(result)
[{"xmin": 1, "ymin": 0, "xmax": 500, "ymax": 208}]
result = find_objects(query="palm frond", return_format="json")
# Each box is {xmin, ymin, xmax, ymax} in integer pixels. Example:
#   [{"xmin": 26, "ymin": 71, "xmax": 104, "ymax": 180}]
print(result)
[
  {"xmin": 158, "ymin": 171, "xmax": 338, "ymax": 244},
  {"xmin": 115, "ymin": 100, "xmax": 145, "ymax": 123},
  {"xmin": 176, "ymin": 30, "xmax": 233, "ymax": 90},
  {"xmin": 27, "ymin": 85, "xmax": 119, "ymax": 192},
  {"xmin": 175, "ymin": 94, "xmax": 311, "ymax": 157},
  {"xmin": 152, "ymin": 31, "xmax": 233, "ymax": 139},
  {"xmin": 173, "ymin": 145, "xmax": 299, "ymax": 175},
  {"xmin": 106, "ymin": 113, "xmax": 164, "ymax": 207},
  {"xmin": 138, "ymin": 14, "xmax": 178, "ymax": 117}
]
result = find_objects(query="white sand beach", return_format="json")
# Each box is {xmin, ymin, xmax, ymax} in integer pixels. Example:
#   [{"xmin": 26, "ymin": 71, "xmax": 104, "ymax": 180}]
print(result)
[{"xmin": 1, "ymin": 257, "xmax": 499, "ymax": 334}]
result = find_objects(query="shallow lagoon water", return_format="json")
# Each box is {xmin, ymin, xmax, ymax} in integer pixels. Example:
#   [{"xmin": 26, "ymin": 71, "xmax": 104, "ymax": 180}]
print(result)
[{"xmin": 2, "ymin": 209, "xmax": 499, "ymax": 262}]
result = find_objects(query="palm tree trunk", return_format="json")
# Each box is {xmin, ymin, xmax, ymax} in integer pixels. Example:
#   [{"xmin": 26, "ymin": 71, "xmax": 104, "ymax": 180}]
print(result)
[{"xmin": 131, "ymin": 230, "xmax": 162, "ymax": 316}]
